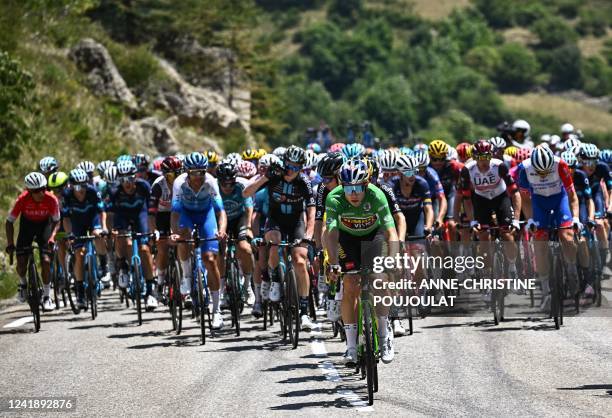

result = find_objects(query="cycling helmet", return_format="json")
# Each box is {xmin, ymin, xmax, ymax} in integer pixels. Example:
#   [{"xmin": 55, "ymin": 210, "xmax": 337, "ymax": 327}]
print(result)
[
  {"xmin": 216, "ymin": 162, "xmax": 237, "ymax": 181},
  {"xmin": 398, "ymin": 146, "xmax": 412, "ymax": 156},
  {"xmin": 379, "ymin": 150, "xmax": 398, "ymax": 172},
  {"xmin": 413, "ymin": 143, "xmax": 428, "ymax": 152},
  {"xmin": 512, "ymin": 119, "xmax": 531, "ymax": 136},
  {"xmin": 317, "ymin": 152, "xmax": 345, "ymax": 177},
  {"xmin": 132, "ymin": 154, "xmax": 150, "ymax": 170},
  {"xmin": 413, "ymin": 150, "xmax": 430, "ymax": 168},
  {"xmin": 206, "ymin": 150, "xmax": 220, "ymax": 164},
  {"xmin": 97, "ymin": 160, "xmax": 114, "ymax": 175},
  {"xmin": 303, "ymin": 150, "xmax": 317, "ymax": 169},
  {"xmin": 447, "ymin": 146, "xmax": 458, "ymax": 161},
  {"xmin": 161, "ymin": 156, "xmax": 182, "ymax": 173},
  {"xmin": 307, "ymin": 143, "xmax": 322, "ymax": 153},
  {"xmin": 48, "ymin": 171, "xmax": 68, "ymax": 189},
  {"xmin": 561, "ymin": 150, "xmax": 578, "ymax": 168},
  {"xmin": 578, "ymin": 143, "xmax": 599, "ymax": 160},
  {"xmin": 531, "ymin": 146, "xmax": 555, "ymax": 173},
  {"xmin": 561, "ymin": 123, "xmax": 574, "ymax": 134},
  {"xmin": 24, "ymin": 172, "xmax": 47, "ymax": 190},
  {"xmin": 104, "ymin": 166, "xmax": 118, "ymax": 183},
  {"xmin": 540, "ymin": 134, "xmax": 551, "ymax": 143},
  {"xmin": 259, "ymin": 154, "xmax": 280, "ymax": 169},
  {"xmin": 272, "ymin": 147, "xmax": 286, "ymax": 157},
  {"xmin": 563, "ymin": 137, "xmax": 582, "ymax": 154},
  {"xmin": 472, "ymin": 139, "xmax": 492, "ymax": 158},
  {"xmin": 396, "ymin": 155, "xmax": 418, "ymax": 174},
  {"xmin": 237, "ymin": 160, "xmax": 257, "ymax": 178},
  {"xmin": 226, "ymin": 152, "xmax": 242, "ymax": 164},
  {"xmin": 504, "ymin": 146, "xmax": 519, "ymax": 158},
  {"xmin": 489, "ymin": 137, "xmax": 507, "ymax": 151},
  {"xmin": 328, "ymin": 143, "xmax": 345, "ymax": 153},
  {"xmin": 175, "ymin": 153, "xmax": 186, "ymax": 162},
  {"xmin": 339, "ymin": 159, "xmax": 369, "ymax": 185},
  {"xmin": 342, "ymin": 143, "xmax": 365, "ymax": 160},
  {"xmin": 116, "ymin": 154, "xmax": 132, "ymax": 164},
  {"xmin": 152, "ymin": 157, "xmax": 164, "ymax": 173},
  {"xmin": 257, "ymin": 148, "xmax": 267, "ymax": 158},
  {"xmin": 242, "ymin": 148, "xmax": 259, "ymax": 161},
  {"xmin": 599, "ymin": 149, "xmax": 612, "ymax": 164},
  {"xmin": 39, "ymin": 156, "xmax": 58, "ymax": 175},
  {"xmin": 69, "ymin": 168, "xmax": 88, "ymax": 184},
  {"xmin": 428, "ymin": 140, "xmax": 449, "ymax": 159},
  {"xmin": 117, "ymin": 160, "xmax": 137, "ymax": 176},
  {"xmin": 76, "ymin": 160, "xmax": 95, "ymax": 175},
  {"xmin": 184, "ymin": 152, "xmax": 208, "ymax": 170},
  {"xmin": 515, "ymin": 148, "xmax": 531, "ymax": 163},
  {"xmin": 284, "ymin": 145, "xmax": 306, "ymax": 165},
  {"xmin": 550, "ymin": 134, "xmax": 562, "ymax": 147},
  {"xmin": 456, "ymin": 142, "xmax": 472, "ymax": 161}
]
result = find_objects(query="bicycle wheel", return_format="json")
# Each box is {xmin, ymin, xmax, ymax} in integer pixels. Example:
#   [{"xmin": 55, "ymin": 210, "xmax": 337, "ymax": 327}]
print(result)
[
  {"xmin": 195, "ymin": 268, "xmax": 206, "ymax": 345},
  {"xmin": 169, "ymin": 257, "xmax": 182, "ymax": 334},
  {"xmin": 362, "ymin": 304, "xmax": 375, "ymax": 405},
  {"xmin": 551, "ymin": 256, "xmax": 563, "ymax": 329},
  {"xmin": 133, "ymin": 264, "xmax": 143, "ymax": 326},
  {"xmin": 87, "ymin": 258, "xmax": 97, "ymax": 320},
  {"xmin": 491, "ymin": 251, "xmax": 503, "ymax": 325},
  {"xmin": 229, "ymin": 261, "xmax": 241, "ymax": 336},
  {"xmin": 27, "ymin": 257, "xmax": 41, "ymax": 333},
  {"xmin": 308, "ymin": 285, "xmax": 317, "ymax": 321},
  {"xmin": 52, "ymin": 253, "xmax": 61, "ymax": 309},
  {"xmin": 287, "ymin": 270, "xmax": 300, "ymax": 349}
]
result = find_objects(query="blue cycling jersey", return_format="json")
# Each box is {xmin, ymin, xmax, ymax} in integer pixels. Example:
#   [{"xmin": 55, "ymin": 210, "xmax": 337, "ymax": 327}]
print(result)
[
  {"xmin": 171, "ymin": 172, "xmax": 223, "ymax": 213},
  {"xmin": 61, "ymin": 185, "xmax": 104, "ymax": 230},
  {"xmin": 254, "ymin": 187, "xmax": 269, "ymax": 218},
  {"xmin": 219, "ymin": 177, "xmax": 253, "ymax": 222}
]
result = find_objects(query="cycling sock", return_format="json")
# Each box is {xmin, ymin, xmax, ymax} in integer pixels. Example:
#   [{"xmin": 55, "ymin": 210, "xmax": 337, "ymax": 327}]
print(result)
[
  {"xmin": 181, "ymin": 259, "xmax": 192, "ymax": 280},
  {"xmin": 19, "ymin": 276, "xmax": 26, "ymax": 286},
  {"xmin": 43, "ymin": 284, "xmax": 51, "ymax": 298},
  {"xmin": 76, "ymin": 282, "xmax": 85, "ymax": 299},
  {"xmin": 344, "ymin": 324, "xmax": 358, "ymax": 350},
  {"xmin": 299, "ymin": 296, "xmax": 308, "ymax": 317},
  {"xmin": 244, "ymin": 272, "xmax": 253, "ymax": 287},
  {"xmin": 211, "ymin": 290, "xmax": 220, "ymax": 314},
  {"xmin": 507, "ymin": 258, "xmax": 517, "ymax": 273},
  {"xmin": 146, "ymin": 280, "xmax": 153, "ymax": 296},
  {"xmin": 157, "ymin": 270, "xmax": 166, "ymax": 286},
  {"xmin": 254, "ymin": 283, "xmax": 262, "ymax": 303},
  {"xmin": 378, "ymin": 316, "xmax": 388, "ymax": 340}
]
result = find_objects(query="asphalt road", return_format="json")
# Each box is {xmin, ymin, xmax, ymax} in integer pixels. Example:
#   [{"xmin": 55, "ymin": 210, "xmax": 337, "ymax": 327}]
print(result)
[{"xmin": 0, "ymin": 285, "xmax": 611, "ymax": 417}]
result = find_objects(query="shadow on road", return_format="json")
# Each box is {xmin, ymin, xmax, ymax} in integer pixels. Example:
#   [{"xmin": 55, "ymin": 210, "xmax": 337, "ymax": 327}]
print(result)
[{"xmin": 557, "ymin": 384, "xmax": 612, "ymax": 396}]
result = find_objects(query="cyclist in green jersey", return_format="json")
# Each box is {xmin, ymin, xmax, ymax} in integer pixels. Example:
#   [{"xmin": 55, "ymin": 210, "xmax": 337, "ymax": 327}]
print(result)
[{"xmin": 326, "ymin": 159, "xmax": 399, "ymax": 365}]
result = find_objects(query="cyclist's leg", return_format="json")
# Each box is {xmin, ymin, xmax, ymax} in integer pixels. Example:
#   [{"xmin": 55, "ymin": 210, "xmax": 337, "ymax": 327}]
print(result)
[
  {"xmin": 338, "ymin": 231, "xmax": 363, "ymax": 363},
  {"xmin": 15, "ymin": 218, "xmax": 41, "ymax": 301},
  {"xmin": 154, "ymin": 212, "xmax": 171, "ymax": 288},
  {"xmin": 113, "ymin": 214, "xmax": 131, "ymax": 288},
  {"xmin": 176, "ymin": 210, "xmax": 195, "ymax": 296},
  {"xmin": 133, "ymin": 211, "xmax": 156, "ymax": 302},
  {"xmin": 494, "ymin": 194, "xmax": 518, "ymax": 276},
  {"xmin": 199, "ymin": 205, "xmax": 221, "ymax": 314},
  {"xmin": 289, "ymin": 216, "xmax": 310, "ymax": 320}
]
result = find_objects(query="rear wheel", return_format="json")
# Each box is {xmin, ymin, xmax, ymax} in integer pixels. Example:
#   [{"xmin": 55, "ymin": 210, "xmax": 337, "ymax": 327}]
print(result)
[
  {"xmin": 133, "ymin": 264, "xmax": 143, "ymax": 326},
  {"xmin": 228, "ymin": 261, "xmax": 241, "ymax": 337},
  {"xmin": 288, "ymin": 270, "xmax": 300, "ymax": 349},
  {"xmin": 196, "ymin": 268, "xmax": 206, "ymax": 345},
  {"xmin": 169, "ymin": 257, "xmax": 182, "ymax": 334}
]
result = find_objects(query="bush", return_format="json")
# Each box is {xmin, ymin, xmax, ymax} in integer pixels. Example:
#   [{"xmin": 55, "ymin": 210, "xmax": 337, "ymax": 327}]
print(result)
[
  {"xmin": 556, "ymin": 0, "xmax": 581, "ymax": 19},
  {"xmin": 328, "ymin": 0, "xmax": 364, "ymax": 28},
  {"xmin": 472, "ymin": 0, "xmax": 515, "ymax": 28},
  {"xmin": 108, "ymin": 43, "xmax": 163, "ymax": 92},
  {"xmin": 494, "ymin": 43, "xmax": 539, "ymax": 91},
  {"xmin": 546, "ymin": 44, "xmax": 583, "ymax": 89},
  {"xmin": 456, "ymin": 80, "xmax": 506, "ymax": 126},
  {"xmin": 514, "ymin": 2, "xmax": 550, "ymax": 26},
  {"xmin": 533, "ymin": 16, "xmax": 577, "ymax": 48},
  {"xmin": 464, "ymin": 46, "xmax": 501, "ymax": 79},
  {"xmin": 577, "ymin": 9, "xmax": 608, "ymax": 37},
  {"xmin": 582, "ymin": 56, "xmax": 612, "ymax": 96},
  {"xmin": 439, "ymin": 9, "xmax": 495, "ymax": 54}
]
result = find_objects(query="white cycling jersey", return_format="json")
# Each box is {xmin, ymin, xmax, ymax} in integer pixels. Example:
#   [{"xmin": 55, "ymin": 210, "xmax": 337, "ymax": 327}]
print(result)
[{"xmin": 463, "ymin": 158, "xmax": 507, "ymax": 199}]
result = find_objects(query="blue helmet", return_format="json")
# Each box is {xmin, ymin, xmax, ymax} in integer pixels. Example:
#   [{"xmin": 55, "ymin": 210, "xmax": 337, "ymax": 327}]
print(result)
[
  {"xmin": 560, "ymin": 151, "xmax": 578, "ymax": 168},
  {"xmin": 339, "ymin": 159, "xmax": 369, "ymax": 184},
  {"xmin": 599, "ymin": 149, "xmax": 612, "ymax": 164},
  {"xmin": 341, "ymin": 143, "xmax": 365, "ymax": 160},
  {"xmin": 116, "ymin": 160, "xmax": 137, "ymax": 176},
  {"xmin": 39, "ymin": 156, "xmax": 58, "ymax": 174},
  {"xmin": 184, "ymin": 152, "xmax": 208, "ymax": 170},
  {"xmin": 399, "ymin": 146, "xmax": 414, "ymax": 157},
  {"xmin": 116, "ymin": 154, "xmax": 132, "ymax": 164}
]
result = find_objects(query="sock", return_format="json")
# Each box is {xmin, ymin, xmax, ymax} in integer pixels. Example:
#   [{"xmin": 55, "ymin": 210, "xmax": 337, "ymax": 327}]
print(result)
[
  {"xmin": 181, "ymin": 259, "xmax": 192, "ymax": 280},
  {"xmin": 77, "ymin": 282, "xmax": 85, "ymax": 299},
  {"xmin": 378, "ymin": 316, "xmax": 388, "ymax": 339},
  {"xmin": 255, "ymin": 283, "xmax": 262, "ymax": 303},
  {"xmin": 344, "ymin": 323, "xmax": 358, "ymax": 350},
  {"xmin": 299, "ymin": 296, "xmax": 309, "ymax": 317},
  {"xmin": 157, "ymin": 269, "xmax": 166, "ymax": 286},
  {"xmin": 244, "ymin": 272, "xmax": 253, "ymax": 286},
  {"xmin": 146, "ymin": 280, "xmax": 153, "ymax": 296},
  {"xmin": 43, "ymin": 284, "xmax": 51, "ymax": 298},
  {"xmin": 19, "ymin": 276, "xmax": 26, "ymax": 286},
  {"xmin": 212, "ymin": 290, "xmax": 220, "ymax": 314}
]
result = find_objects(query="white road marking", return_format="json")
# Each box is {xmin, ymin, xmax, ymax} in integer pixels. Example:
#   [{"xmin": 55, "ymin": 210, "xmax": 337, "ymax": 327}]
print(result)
[
  {"xmin": 3, "ymin": 316, "xmax": 33, "ymax": 328},
  {"xmin": 310, "ymin": 318, "xmax": 374, "ymax": 411}
]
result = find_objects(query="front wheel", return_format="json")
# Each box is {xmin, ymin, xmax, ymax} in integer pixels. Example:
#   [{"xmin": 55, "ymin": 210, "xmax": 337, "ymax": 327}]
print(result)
[
  {"xmin": 133, "ymin": 264, "xmax": 143, "ymax": 326},
  {"xmin": 195, "ymin": 269, "xmax": 206, "ymax": 345},
  {"xmin": 287, "ymin": 270, "xmax": 300, "ymax": 349},
  {"xmin": 27, "ymin": 257, "xmax": 41, "ymax": 333},
  {"xmin": 87, "ymin": 258, "xmax": 97, "ymax": 320}
]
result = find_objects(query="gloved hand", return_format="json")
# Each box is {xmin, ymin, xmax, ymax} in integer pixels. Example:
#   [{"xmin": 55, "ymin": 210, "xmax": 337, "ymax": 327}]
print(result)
[
  {"xmin": 469, "ymin": 220, "xmax": 480, "ymax": 230},
  {"xmin": 526, "ymin": 218, "xmax": 537, "ymax": 231},
  {"xmin": 511, "ymin": 219, "xmax": 521, "ymax": 230},
  {"xmin": 587, "ymin": 219, "xmax": 596, "ymax": 229},
  {"xmin": 265, "ymin": 161, "xmax": 284, "ymax": 179},
  {"xmin": 572, "ymin": 217, "xmax": 582, "ymax": 231}
]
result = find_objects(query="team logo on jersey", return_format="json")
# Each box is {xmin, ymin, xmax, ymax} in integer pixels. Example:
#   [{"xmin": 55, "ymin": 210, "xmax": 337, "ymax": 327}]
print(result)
[
  {"xmin": 363, "ymin": 202, "xmax": 371, "ymax": 211},
  {"xmin": 340, "ymin": 215, "xmax": 377, "ymax": 230}
]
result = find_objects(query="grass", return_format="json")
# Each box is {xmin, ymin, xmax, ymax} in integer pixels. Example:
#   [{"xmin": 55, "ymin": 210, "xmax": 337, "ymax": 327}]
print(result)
[
  {"xmin": 503, "ymin": 28, "xmax": 538, "ymax": 47},
  {"xmin": 578, "ymin": 29, "xmax": 612, "ymax": 58},
  {"xmin": 0, "ymin": 271, "xmax": 18, "ymax": 300},
  {"xmin": 502, "ymin": 93, "xmax": 612, "ymax": 134},
  {"xmin": 409, "ymin": 0, "xmax": 470, "ymax": 20}
]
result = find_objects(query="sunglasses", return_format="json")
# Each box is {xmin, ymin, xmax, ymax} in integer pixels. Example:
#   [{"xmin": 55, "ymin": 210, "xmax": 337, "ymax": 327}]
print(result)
[
  {"xmin": 220, "ymin": 181, "xmax": 236, "ymax": 187},
  {"xmin": 581, "ymin": 159, "xmax": 597, "ymax": 167},
  {"xmin": 343, "ymin": 184, "xmax": 366, "ymax": 194},
  {"xmin": 120, "ymin": 175, "xmax": 136, "ymax": 183},
  {"xmin": 285, "ymin": 163, "xmax": 302, "ymax": 172},
  {"xmin": 474, "ymin": 154, "xmax": 491, "ymax": 161},
  {"xmin": 322, "ymin": 176, "xmax": 336, "ymax": 184},
  {"xmin": 188, "ymin": 170, "xmax": 206, "ymax": 177},
  {"xmin": 402, "ymin": 169, "xmax": 418, "ymax": 177},
  {"xmin": 431, "ymin": 157, "xmax": 445, "ymax": 162},
  {"xmin": 73, "ymin": 184, "xmax": 86, "ymax": 192}
]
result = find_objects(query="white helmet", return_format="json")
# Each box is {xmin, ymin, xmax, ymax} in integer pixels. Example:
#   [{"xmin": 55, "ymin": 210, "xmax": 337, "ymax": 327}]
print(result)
[
  {"xmin": 564, "ymin": 137, "xmax": 582, "ymax": 154},
  {"xmin": 304, "ymin": 149, "xmax": 317, "ymax": 169},
  {"xmin": 272, "ymin": 147, "xmax": 286, "ymax": 158},
  {"xmin": 97, "ymin": 160, "xmax": 114, "ymax": 174},
  {"xmin": 69, "ymin": 168, "xmax": 89, "ymax": 184},
  {"xmin": 540, "ymin": 134, "xmax": 551, "ymax": 143},
  {"xmin": 550, "ymin": 134, "xmax": 561, "ymax": 145},
  {"xmin": 24, "ymin": 172, "xmax": 47, "ymax": 190},
  {"xmin": 561, "ymin": 123, "xmax": 574, "ymax": 134},
  {"xmin": 339, "ymin": 159, "xmax": 369, "ymax": 184},
  {"xmin": 531, "ymin": 146, "xmax": 555, "ymax": 173},
  {"xmin": 104, "ymin": 166, "xmax": 119, "ymax": 183},
  {"xmin": 379, "ymin": 150, "xmax": 398, "ymax": 172},
  {"xmin": 447, "ymin": 146, "xmax": 458, "ymax": 161},
  {"xmin": 225, "ymin": 153, "xmax": 242, "ymax": 164},
  {"xmin": 259, "ymin": 154, "xmax": 280, "ymax": 169},
  {"xmin": 396, "ymin": 155, "xmax": 418, "ymax": 174},
  {"xmin": 513, "ymin": 119, "xmax": 531, "ymax": 136},
  {"xmin": 77, "ymin": 160, "xmax": 95, "ymax": 175},
  {"xmin": 413, "ymin": 150, "xmax": 430, "ymax": 168},
  {"xmin": 561, "ymin": 151, "xmax": 578, "ymax": 168},
  {"xmin": 489, "ymin": 137, "xmax": 507, "ymax": 150}
]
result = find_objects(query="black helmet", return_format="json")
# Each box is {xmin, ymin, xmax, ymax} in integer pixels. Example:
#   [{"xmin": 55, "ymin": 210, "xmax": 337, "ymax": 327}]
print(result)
[
  {"xmin": 284, "ymin": 145, "xmax": 306, "ymax": 165},
  {"xmin": 216, "ymin": 162, "xmax": 237, "ymax": 181},
  {"xmin": 317, "ymin": 152, "xmax": 345, "ymax": 177}
]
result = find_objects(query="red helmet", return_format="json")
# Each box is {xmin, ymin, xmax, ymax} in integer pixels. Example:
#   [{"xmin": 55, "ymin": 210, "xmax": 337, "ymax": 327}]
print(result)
[
  {"xmin": 515, "ymin": 148, "xmax": 531, "ymax": 163},
  {"xmin": 472, "ymin": 139, "xmax": 492, "ymax": 158},
  {"xmin": 456, "ymin": 142, "xmax": 472, "ymax": 162},
  {"xmin": 161, "ymin": 156, "xmax": 182, "ymax": 173}
]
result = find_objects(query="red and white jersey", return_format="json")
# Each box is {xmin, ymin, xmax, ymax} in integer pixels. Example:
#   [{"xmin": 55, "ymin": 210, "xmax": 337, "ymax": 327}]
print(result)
[
  {"xmin": 8, "ymin": 190, "xmax": 60, "ymax": 223},
  {"xmin": 518, "ymin": 157, "xmax": 574, "ymax": 197},
  {"xmin": 460, "ymin": 158, "xmax": 515, "ymax": 200},
  {"xmin": 149, "ymin": 175, "xmax": 173, "ymax": 213}
]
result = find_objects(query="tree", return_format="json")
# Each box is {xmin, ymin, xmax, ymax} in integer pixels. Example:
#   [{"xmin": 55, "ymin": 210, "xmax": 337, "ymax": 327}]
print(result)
[
  {"xmin": 547, "ymin": 44, "xmax": 582, "ymax": 89},
  {"xmin": 472, "ymin": 0, "xmax": 515, "ymax": 28},
  {"xmin": 464, "ymin": 46, "xmax": 501, "ymax": 79},
  {"xmin": 494, "ymin": 43, "xmax": 539, "ymax": 91},
  {"xmin": 533, "ymin": 16, "xmax": 577, "ymax": 49},
  {"xmin": 328, "ymin": 0, "xmax": 363, "ymax": 28},
  {"xmin": 581, "ymin": 56, "xmax": 612, "ymax": 96}
]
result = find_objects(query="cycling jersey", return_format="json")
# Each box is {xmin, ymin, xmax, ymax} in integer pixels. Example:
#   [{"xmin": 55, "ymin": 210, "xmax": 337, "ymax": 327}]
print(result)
[
  {"xmin": 266, "ymin": 173, "xmax": 315, "ymax": 221},
  {"xmin": 432, "ymin": 160, "xmax": 463, "ymax": 198},
  {"xmin": 573, "ymin": 169, "xmax": 592, "ymax": 222},
  {"xmin": 107, "ymin": 179, "xmax": 151, "ymax": 233},
  {"xmin": 460, "ymin": 159, "xmax": 516, "ymax": 200},
  {"xmin": 420, "ymin": 167, "xmax": 445, "ymax": 199},
  {"xmin": 149, "ymin": 176, "xmax": 173, "ymax": 214},
  {"xmin": 61, "ymin": 185, "xmax": 104, "ymax": 233},
  {"xmin": 254, "ymin": 187, "xmax": 269, "ymax": 219},
  {"xmin": 583, "ymin": 162, "xmax": 612, "ymax": 217},
  {"xmin": 325, "ymin": 184, "xmax": 395, "ymax": 236},
  {"xmin": 8, "ymin": 190, "xmax": 60, "ymax": 223},
  {"xmin": 172, "ymin": 172, "xmax": 223, "ymax": 213},
  {"xmin": 219, "ymin": 177, "xmax": 253, "ymax": 222},
  {"xmin": 390, "ymin": 176, "xmax": 432, "ymax": 236}
]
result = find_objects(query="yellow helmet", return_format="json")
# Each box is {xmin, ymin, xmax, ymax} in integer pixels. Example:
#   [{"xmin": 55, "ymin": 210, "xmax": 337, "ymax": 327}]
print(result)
[
  {"xmin": 242, "ymin": 148, "xmax": 259, "ymax": 160},
  {"xmin": 206, "ymin": 150, "xmax": 220, "ymax": 164},
  {"xmin": 257, "ymin": 148, "xmax": 267, "ymax": 158},
  {"xmin": 428, "ymin": 139, "xmax": 449, "ymax": 159},
  {"xmin": 504, "ymin": 146, "xmax": 518, "ymax": 158}
]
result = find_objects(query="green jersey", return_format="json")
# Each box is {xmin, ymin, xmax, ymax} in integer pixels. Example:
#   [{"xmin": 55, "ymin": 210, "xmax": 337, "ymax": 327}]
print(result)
[{"xmin": 325, "ymin": 183, "xmax": 395, "ymax": 236}]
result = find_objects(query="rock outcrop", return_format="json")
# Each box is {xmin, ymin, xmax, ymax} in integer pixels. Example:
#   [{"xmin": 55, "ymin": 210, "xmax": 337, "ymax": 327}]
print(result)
[
  {"xmin": 120, "ymin": 116, "xmax": 179, "ymax": 155},
  {"xmin": 68, "ymin": 38, "xmax": 138, "ymax": 112}
]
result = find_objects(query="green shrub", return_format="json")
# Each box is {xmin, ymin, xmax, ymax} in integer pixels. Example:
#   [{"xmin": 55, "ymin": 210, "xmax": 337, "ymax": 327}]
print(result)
[
  {"xmin": 494, "ymin": 43, "xmax": 539, "ymax": 91},
  {"xmin": 555, "ymin": 0, "xmax": 581, "ymax": 19},
  {"xmin": 533, "ymin": 15, "xmax": 577, "ymax": 48},
  {"xmin": 546, "ymin": 43, "xmax": 583, "ymax": 89},
  {"xmin": 514, "ymin": 2, "xmax": 550, "ymax": 26},
  {"xmin": 582, "ymin": 56, "xmax": 612, "ymax": 96},
  {"xmin": 464, "ymin": 46, "xmax": 501, "ymax": 79},
  {"xmin": 109, "ymin": 44, "xmax": 162, "ymax": 92},
  {"xmin": 577, "ymin": 9, "xmax": 608, "ymax": 37},
  {"xmin": 472, "ymin": 0, "xmax": 515, "ymax": 28}
]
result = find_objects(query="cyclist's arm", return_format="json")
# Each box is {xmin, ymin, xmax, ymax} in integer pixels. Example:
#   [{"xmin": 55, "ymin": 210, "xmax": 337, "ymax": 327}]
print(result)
[
  {"xmin": 305, "ymin": 206, "xmax": 315, "ymax": 239},
  {"xmin": 243, "ymin": 174, "xmax": 268, "ymax": 198},
  {"xmin": 424, "ymin": 201, "xmax": 434, "ymax": 230},
  {"xmin": 217, "ymin": 210, "xmax": 227, "ymax": 236},
  {"xmin": 327, "ymin": 227, "xmax": 339, "ymax": 265},
  {"xmin": 393, "ymin": 212, "xmax": 406, "ymax": 243},
  {"xmin": 588, "ymin": 196, "xmax": 595, "ymax": 220},
  {"xmin": 568, "ymin": 188, "xmax": 579, "ymax": 219},
  {"xmin": 499, "ymin": 163, "xmax": 521, "ymax": 221},
  {"xmin": 314, "ymin": 220, "xmax": 323, "ymax": 248},
  {"xmin": 511, "ymin": 190, "xmax": 521, "ymax": 222},
  {"xmin": 436, "ymin": 192, "xmax": 447, "ymax": 225},
  {"xmin": 5, "ymin": 220, "xmax": 14, "ymax": 248}
]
